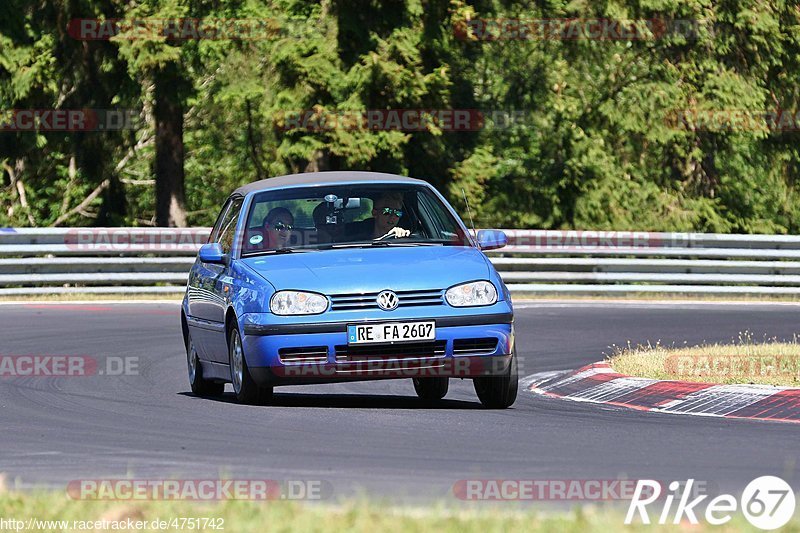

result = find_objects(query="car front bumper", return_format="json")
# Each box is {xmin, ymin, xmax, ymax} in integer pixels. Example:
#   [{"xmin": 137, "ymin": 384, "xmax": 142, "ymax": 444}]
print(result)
[{"xmin": 241, "ymin": 304, "xmax": 514, "ymax": 386}]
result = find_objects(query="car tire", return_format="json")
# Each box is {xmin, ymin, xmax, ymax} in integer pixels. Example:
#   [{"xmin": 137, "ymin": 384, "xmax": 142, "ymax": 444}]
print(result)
[
  {"xmin": 187, "ymin": 334, "xmax": 224, "ymax": 397},
  {"xmin": 228, "ymin": 326, "xmax": 273, "ymax": 405},
  {"xmin": 473, "ymin": 350, "xmax": 518, "ymax": 409},
  {"xmin": 412, "ymin": 377, "xmax": 449, "ymax": 401}
]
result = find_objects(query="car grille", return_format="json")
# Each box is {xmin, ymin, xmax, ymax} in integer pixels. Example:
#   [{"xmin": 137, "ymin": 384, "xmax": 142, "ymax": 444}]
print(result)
[
  {"xmin": 329, "ymin": 289, "xmax": 443, "ymax": 311},
  {"xmin": 278, "ymin": 346, "xmax": 328, "ymax": 363},
  {"xmin": 452, "ymin": 338, "xmax": 499, "ymax": 355},
  {"xmin": 335, "ymin": 340, "xmax": 446, "ymax": 362}
]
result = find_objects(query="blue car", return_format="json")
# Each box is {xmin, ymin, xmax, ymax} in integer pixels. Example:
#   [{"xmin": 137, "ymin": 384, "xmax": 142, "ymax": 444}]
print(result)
[{"xmin": 181, "ymin": 171, "xmax": 517, "ymax": 408}]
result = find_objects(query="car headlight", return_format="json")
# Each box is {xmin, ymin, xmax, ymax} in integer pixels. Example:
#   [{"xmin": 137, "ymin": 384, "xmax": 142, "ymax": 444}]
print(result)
[
  {"xmin": 270, "ymin": 291, "xmax": 329, "ymax": 315},
  {"xmin": 445, "ymin": 281, "xmax": 497, "ymax": 307}
]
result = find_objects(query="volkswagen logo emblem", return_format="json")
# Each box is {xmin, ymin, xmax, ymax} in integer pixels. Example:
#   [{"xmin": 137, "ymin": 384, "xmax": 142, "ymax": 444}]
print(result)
[{"xmin": 376, "ymin": 290, "xmax": 399, "ymax": 311}]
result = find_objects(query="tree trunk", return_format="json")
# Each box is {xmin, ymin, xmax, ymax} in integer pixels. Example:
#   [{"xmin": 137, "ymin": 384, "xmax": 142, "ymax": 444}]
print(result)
[
  {"xmin": 154, "ymin": 65, "xmax": 188, "ymax": 227},
  {"xmin": 305, "ymin": 150, "xmax": 330, "ymax": 172}
]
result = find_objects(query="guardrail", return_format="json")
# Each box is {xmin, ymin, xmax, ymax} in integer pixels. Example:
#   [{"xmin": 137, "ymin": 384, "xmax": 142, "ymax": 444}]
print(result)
[{"xmin": 2, "ymin": 227, "xmax": 800, "ymax": 296}]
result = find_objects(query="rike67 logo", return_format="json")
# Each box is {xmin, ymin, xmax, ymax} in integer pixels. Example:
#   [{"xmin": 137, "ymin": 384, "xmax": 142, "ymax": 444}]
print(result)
[{"xmin": 626, "ymin": 477, "xmax": 796, "ymax": 530}]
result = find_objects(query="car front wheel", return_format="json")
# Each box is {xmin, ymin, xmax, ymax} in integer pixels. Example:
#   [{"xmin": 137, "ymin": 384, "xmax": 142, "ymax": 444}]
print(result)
[
  {"xmin": 473, "ymin": 350, "xmax": 518, "ymax": 409},
  {"xmin": 412, "ymin": 377, "xmax": 449, "ymax": 401},
  {"xmin": 229, "ymin": 326, "xmax": 273, "ymax": 405}
]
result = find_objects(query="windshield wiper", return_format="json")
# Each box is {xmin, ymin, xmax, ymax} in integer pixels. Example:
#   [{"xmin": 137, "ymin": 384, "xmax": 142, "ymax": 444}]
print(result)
[
  {"xmin": 317, "ymin": 241, "xmax": 445, "ymax": 250},
  {"xmin": 243, "ymin": 247, "xmax": 315, "ymax": 257},
  {"xmin": 373, "ymin": 241, "xmax": 444, "ymax": 246}
]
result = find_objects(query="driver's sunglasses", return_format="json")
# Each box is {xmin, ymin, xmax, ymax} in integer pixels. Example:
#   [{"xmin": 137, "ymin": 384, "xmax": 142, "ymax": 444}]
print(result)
[
  {"xmin": 272, "ymin": 222, "xmax": 293, "ymax": 231},
  {"xmin": 381, "ymin": 207, "xmax": 404, "ymax": 218}
]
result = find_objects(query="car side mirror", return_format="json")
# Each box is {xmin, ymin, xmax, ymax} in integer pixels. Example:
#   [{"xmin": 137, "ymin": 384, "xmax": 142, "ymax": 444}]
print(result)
[
  {"xmin": 476, "ymin": 229, "xmax": 507, "ymax": 251},
  {"xmin": 199, "ymin": 242, "xmax": 227, "ymax": 264}
]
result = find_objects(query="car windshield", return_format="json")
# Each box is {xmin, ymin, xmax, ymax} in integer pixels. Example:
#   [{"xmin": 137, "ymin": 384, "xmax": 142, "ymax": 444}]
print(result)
[{"xmin": 240, "ymin": 184, "xmax": 471, "ymax": 255}]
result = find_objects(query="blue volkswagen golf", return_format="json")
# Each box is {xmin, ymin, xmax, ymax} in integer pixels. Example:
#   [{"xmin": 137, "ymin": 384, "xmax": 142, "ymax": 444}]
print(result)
[{"xmin": 181, "ymin": 171, "xmax": 517, "ymax": 408}]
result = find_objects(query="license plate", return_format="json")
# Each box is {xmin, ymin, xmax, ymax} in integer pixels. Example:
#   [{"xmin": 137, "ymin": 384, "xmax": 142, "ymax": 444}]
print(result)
[{"xmin": 347, "ymin": 321, "xmax": 435, "ymax": 345}]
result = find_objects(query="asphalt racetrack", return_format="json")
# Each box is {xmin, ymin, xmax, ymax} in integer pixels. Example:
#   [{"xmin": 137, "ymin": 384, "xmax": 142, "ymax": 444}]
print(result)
[{"xmin": 1, "ymin": 301, "xmax": 799, "ymax": 501}]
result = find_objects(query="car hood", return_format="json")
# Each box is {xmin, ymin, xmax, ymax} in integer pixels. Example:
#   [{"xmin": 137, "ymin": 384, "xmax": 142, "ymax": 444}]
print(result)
[{"xmin": 240, "ymin": 246, "xmax": 491, "ymax": 294}]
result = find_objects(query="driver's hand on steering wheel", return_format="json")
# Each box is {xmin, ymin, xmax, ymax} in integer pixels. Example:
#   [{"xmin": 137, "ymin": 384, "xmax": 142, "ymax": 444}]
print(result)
[
  {"xmin": 377, "ymin": 227, "xmax": 411, "ymax": 240},
  {"xmin": 387, "ymin": 227, "xmax": 410, "ymax": 238}
]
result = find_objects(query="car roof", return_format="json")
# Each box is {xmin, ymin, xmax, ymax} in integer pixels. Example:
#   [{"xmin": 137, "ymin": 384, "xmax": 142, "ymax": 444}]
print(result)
[{"xmin": 233, "ymin": 171, "xmax": 429, "ymax": 196}]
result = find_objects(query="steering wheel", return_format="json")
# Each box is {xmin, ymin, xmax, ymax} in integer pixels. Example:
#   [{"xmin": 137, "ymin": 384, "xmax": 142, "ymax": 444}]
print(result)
[
  {"xmin": 375, "ymin": 229, "xmax": 421, "ymax": 241},
  {"xmin": 375, "ymin": 230, "xmax": 398, "ymax": 241}
]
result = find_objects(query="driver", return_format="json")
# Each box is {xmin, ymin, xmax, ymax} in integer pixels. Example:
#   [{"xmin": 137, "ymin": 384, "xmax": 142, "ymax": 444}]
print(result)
[{"xmin": 369, "ymin": 192, "xmax": 411, "ymax": 239}]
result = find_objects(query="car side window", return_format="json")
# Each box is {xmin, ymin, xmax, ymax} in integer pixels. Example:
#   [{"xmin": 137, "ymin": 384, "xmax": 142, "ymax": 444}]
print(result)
[
  {"xmin": 217, "ymin": 197, "xmax": 244, "ymax": 254},
  {"xmin": 416, "ymin": 191, "xmax": 450, "ymax": 238},
  {"xmin": 209, "ymin": 199, "xmax": 232, "ymax": 244}
]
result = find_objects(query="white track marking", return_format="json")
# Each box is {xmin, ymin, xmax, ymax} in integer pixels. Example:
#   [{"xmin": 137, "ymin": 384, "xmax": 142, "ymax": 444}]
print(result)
[{"xmin": 519, "ymin": 370, "xmax": 567, "ymax": 390}]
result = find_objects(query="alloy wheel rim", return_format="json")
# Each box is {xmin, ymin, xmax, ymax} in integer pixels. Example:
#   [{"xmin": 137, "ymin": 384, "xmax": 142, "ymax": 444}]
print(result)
[
  {"xmin": 231, "ymin": 332, "xmax": 243, "ymax": 394},
  {"xmin": 187, "ymin": 341, "xmax": 197, "ymax": 383}
]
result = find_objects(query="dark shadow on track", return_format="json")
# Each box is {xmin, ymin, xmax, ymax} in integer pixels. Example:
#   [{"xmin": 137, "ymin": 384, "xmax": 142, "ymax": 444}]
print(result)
[{"xmin": 177, "ymin": 391, "xmax": 487, "ymax": 409}]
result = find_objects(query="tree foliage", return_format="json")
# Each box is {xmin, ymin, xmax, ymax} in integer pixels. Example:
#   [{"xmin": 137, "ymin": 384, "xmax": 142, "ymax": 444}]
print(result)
[{"xmin": 1, "ymin": 0, "xmax": 799, "ymax": 231}]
